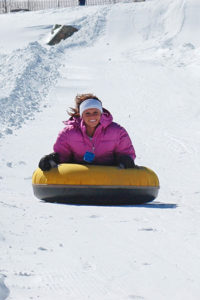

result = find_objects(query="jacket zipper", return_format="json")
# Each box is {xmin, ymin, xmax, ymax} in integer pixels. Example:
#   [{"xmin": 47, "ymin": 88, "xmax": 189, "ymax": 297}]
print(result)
[{"xmin": 89, "ymin": 137, "xmax": 95, "ymax": 153}]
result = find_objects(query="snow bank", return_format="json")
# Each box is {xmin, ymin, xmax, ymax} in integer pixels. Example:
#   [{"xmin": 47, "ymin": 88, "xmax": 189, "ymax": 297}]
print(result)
[
  {"xmin": 0, "ymin": 276, "xmax": 9, "ymax": 300},
  {"xmin": 0, "ymin": 5, "xmax": 109, "ymax": 138},
  {"xmin": 0, "ymin": 42, "xmax": 60, "ymax": 136}
]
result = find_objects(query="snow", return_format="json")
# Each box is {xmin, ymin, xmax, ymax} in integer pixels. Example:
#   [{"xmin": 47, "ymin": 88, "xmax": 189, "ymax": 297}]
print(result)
[{"xmin": 0, "ymin": 0, "xmax": 200, "ymax": 299}]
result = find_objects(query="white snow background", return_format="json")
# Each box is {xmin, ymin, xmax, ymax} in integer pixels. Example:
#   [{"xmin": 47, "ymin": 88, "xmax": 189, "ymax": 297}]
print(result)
[{"xmin": 0, "ymin": 0, "xmax": 200, "ymax": 299}]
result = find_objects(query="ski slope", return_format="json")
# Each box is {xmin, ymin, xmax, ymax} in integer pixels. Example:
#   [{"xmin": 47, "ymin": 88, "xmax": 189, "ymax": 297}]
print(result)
[{"xmin": 0, "ymin": 0, "xmax": 200, "ymax": 299}]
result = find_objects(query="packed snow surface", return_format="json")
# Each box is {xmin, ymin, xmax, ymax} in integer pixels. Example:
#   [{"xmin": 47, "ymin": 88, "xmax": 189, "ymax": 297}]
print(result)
[{"xmin": 0, "ymin": 0, "xmax": 200, "ymax": 299}]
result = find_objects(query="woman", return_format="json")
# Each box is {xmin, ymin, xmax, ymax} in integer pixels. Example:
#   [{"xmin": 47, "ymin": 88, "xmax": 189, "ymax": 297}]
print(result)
[{"xmin": 39, "ymin": 93, "xmax": 136, "ymax": 171}]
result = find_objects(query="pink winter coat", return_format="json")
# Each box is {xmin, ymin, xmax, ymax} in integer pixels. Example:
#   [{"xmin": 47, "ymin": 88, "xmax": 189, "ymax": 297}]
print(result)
[{"xmin": 53, "ymin": 109, "xmax": 136, "ymax": 165}]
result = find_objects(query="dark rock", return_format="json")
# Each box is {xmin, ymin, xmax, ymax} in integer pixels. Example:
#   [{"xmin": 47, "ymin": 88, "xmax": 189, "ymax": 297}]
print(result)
[
  {"xmin": 11, "ymin": 9, "xmax": 30, "ymax": 12},
  {"xmin": 47, "ymin": 24, "xmax": 78, "ymax": 46}
]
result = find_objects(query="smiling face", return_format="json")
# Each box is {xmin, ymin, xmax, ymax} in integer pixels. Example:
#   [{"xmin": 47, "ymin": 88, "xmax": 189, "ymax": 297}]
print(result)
[{"xmin": 82, "ymin": 108, "xmax": 101, "ymax": 129}]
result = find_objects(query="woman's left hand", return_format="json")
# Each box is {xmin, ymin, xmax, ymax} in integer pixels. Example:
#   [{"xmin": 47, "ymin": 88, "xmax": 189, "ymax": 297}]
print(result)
[{"xmin": 117, "ymin": 155, "xmax": 136, "ymax": 169}]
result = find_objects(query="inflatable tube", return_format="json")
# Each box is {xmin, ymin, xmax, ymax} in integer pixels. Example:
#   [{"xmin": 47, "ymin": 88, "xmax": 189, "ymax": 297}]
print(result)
[{"xmin": 32, "ymin": 164, "xmax": 159, "ymax": 205}]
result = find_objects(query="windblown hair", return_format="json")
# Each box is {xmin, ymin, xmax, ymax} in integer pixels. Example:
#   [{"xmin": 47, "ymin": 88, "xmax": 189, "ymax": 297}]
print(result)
[{"xmin": 68, "ymin": 93, "xmax": 102, "ymax": 118}]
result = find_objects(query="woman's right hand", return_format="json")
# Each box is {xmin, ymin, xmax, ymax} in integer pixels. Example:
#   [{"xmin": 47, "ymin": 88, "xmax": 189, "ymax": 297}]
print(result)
[{"xmin": 38, "ymin": 152, "xmax": 60, "ymax": 171}]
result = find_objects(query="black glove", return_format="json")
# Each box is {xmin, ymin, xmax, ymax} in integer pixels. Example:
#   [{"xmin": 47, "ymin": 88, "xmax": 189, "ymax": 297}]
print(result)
[
  {"xmin": 117, "ymin": 155, "xmax": 136, "ymax": 169},
  {"xmin": 38, "ymin": 152, "xmax": 60, "ymax": 171}
]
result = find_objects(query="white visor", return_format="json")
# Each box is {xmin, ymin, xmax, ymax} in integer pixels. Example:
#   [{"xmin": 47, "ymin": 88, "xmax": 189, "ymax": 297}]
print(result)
[{"xmin": 79, "ymin": 99, "xmax": 103, "ymax": 116}]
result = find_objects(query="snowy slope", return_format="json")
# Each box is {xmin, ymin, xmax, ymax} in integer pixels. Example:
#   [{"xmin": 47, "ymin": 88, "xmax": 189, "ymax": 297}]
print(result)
[{"xmin": 1, "ymin": 0, "xmax": 200, "ymax": 299}]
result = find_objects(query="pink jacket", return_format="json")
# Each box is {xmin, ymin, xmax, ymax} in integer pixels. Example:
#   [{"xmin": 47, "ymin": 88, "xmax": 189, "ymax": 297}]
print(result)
[{"xmin": 53, "ymin": 109, "xmax": 136, "ymax": 165}]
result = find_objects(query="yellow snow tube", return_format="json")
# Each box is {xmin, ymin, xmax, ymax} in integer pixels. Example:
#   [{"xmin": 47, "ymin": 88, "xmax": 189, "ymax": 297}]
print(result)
[{"xmin": 32, "ymin": 163, "xmax": 159, "ymax": 205}]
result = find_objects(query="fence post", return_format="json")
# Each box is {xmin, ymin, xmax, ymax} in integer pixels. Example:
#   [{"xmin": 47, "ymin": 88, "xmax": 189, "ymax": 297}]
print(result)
[
  {"xmin": 79, "ymin": 0, "xmax": 86, "ymax": 5},
  {"xmin": 4, "ymin": 0, "xmax": 7, "ymax": 13}
]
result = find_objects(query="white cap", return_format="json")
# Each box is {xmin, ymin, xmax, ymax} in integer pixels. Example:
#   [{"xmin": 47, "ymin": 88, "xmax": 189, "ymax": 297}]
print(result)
[{"xmin": 79, "ymin": 99, "xmax": 103, "ymax": 117}]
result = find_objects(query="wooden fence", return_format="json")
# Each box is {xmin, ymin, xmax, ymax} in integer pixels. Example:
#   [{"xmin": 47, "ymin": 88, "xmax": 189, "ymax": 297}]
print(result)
[{"xmin": 0, "ymin": 0, "xmax": 142, "ymax": 13}]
